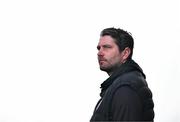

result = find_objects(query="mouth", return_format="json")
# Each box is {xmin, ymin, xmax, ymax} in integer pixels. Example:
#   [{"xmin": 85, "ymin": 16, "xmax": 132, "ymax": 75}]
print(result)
[
  {"xmin": 99, "ymin": 59, "xmax": 106, "ymax": 62},
  {"xmin": 98, "ymin": 60, "xmax": 107, "ymax": 65},
  {"xmin": 98, "ymin": 57, "xmax": 106, "ymax": 61},
  {"xmin": 98, "ymin": 57, "xmax": 107, "ymax": 65}
]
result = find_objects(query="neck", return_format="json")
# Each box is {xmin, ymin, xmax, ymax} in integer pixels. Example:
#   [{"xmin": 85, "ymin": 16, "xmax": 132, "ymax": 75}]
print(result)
[
  {"xmin": 107, "ymin": 63, "xmax": 122, "ymax": 76},
  {"xmin": 107, "ymin": 59, "xmax": 129, "ymax": 76},
  {"xmin": 107, "ymin": 72, "xmax": 113, "ymax": 76}
]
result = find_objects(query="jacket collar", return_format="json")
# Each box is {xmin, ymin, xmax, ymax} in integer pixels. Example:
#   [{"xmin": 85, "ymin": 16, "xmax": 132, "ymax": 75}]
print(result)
[{"xmin": 100, "ymin": 59, "xmax": 145, "ymax": 97}]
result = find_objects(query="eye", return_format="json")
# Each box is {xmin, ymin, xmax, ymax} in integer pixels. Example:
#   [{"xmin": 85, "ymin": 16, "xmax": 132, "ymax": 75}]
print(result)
[{"xmin": 103, "ymin": 45, "xmax": 112, "ymax": 48}]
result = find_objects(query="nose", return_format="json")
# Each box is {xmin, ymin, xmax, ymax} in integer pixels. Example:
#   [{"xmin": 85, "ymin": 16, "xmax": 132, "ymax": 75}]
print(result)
[{"xmin": 97, "ymin": 48, "xmax": 104, "ymax": 56}]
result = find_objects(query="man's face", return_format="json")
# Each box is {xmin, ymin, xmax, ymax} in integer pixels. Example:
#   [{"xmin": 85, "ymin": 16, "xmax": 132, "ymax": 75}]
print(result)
[{"xmin": 97, "ymin": 35, "xmax": 124, "ymax": 73}]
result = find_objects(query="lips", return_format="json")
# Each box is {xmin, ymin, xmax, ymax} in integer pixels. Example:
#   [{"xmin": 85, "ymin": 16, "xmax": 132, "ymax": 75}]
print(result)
[
  {"xmin": 98, "ymin": 56, "xmax": 107, "ymax": 65},
  {"xmin": 98, "ymin": 59, "xmax": 106, "ymax": 62},
  {"xmin": 99, "ymin": 59, "xmax": 106, "ymax": 61},
  {"xmin": 99, "ymin": 60, "xmax": 106, "ymax": 63},
  {"xmin": 98, "ymin": 58, "xmax": 107, "ymax": 65},
  {"xmin": 98, "ymin": 57, "xmax": 106, "ymax": 61}
]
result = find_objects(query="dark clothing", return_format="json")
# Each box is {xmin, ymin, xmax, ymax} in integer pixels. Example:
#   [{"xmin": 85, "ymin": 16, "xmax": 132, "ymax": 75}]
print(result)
[
  {"xmin": 90, "ymin": 60, "xmax": 154, "ymax": 121},
  {"xmin": 111, "ymin": 86, "xmax": 143, "ymax": 120}
]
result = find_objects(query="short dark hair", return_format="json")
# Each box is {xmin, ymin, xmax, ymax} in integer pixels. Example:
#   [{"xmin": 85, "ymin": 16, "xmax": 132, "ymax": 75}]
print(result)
[{"xmin": 100, "ymin": 27, "xmax": 134, "ymax": 59}]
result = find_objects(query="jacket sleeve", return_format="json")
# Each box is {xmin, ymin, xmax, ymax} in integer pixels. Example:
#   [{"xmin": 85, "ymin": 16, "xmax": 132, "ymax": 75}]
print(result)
[{"xmin": 110, "ymin": 86, "xmax": 143, "ymax": 121}]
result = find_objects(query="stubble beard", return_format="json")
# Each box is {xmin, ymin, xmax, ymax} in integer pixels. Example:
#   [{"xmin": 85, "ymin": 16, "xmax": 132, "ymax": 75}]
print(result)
[
  {"xmin": 99, "ymin": 63, "xmax": 120, "ymax": 75},
  {"xmin": 100, "ymin": 66, "xmax": 112, "ymax": 74}
]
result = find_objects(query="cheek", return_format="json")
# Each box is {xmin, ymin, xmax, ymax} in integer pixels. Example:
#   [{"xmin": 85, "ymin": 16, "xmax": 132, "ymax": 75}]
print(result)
[
  {"xmin": 107, "ymin": 53, "xmax": 122, "ymax": 64},
  {"xmin": 111, "ymin": 53, "xmax": 122, "ymax": 64}
]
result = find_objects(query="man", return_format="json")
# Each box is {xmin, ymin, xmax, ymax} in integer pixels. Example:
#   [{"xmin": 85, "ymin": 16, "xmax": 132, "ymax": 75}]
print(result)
[{"xmin": 90, "ymin": 27, "xmax": 154, "ymax": 121}]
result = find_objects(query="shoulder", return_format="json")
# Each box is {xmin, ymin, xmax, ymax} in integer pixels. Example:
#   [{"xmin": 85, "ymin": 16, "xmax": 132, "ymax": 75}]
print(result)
[
  {"xmin": 111, "ymin": 70, "xmax": 148, "ymax": 92},
  {"xmin": 112, "ymin": 86, "xmax": 142, "ymax": 106}
]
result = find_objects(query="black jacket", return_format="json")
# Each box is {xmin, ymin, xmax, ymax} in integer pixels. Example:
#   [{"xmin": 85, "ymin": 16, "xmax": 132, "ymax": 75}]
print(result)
[{"xmin": 90, "ymin": 60, "xmax": 154, "ymax": 121}]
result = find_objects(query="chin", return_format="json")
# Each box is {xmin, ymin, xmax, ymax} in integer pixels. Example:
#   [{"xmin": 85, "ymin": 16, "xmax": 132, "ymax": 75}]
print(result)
[
  {"xmin": 100, "ymin": 66, "xmax": 109, "ymax": 72},
  {"xmin": 100, "ymin": 65, "xmax": 114, "ymax": 74}
]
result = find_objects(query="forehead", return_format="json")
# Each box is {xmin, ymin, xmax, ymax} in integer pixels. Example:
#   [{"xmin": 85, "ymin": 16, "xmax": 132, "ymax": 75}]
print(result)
[{"xmin": 98, "ymin": 35, "xmax": 117, "ymax": 46}]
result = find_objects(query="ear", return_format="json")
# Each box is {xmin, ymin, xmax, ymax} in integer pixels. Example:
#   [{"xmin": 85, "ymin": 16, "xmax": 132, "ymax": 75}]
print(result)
[{"xmin": 122, "ymin": 47, "xmax": 131, "ymax": 62}]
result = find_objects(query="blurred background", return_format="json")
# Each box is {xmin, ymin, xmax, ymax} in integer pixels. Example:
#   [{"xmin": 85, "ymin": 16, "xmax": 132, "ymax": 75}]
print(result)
[{"xmin": 0, "ymin": 0, "xmax": 180, "ymax": 121}]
